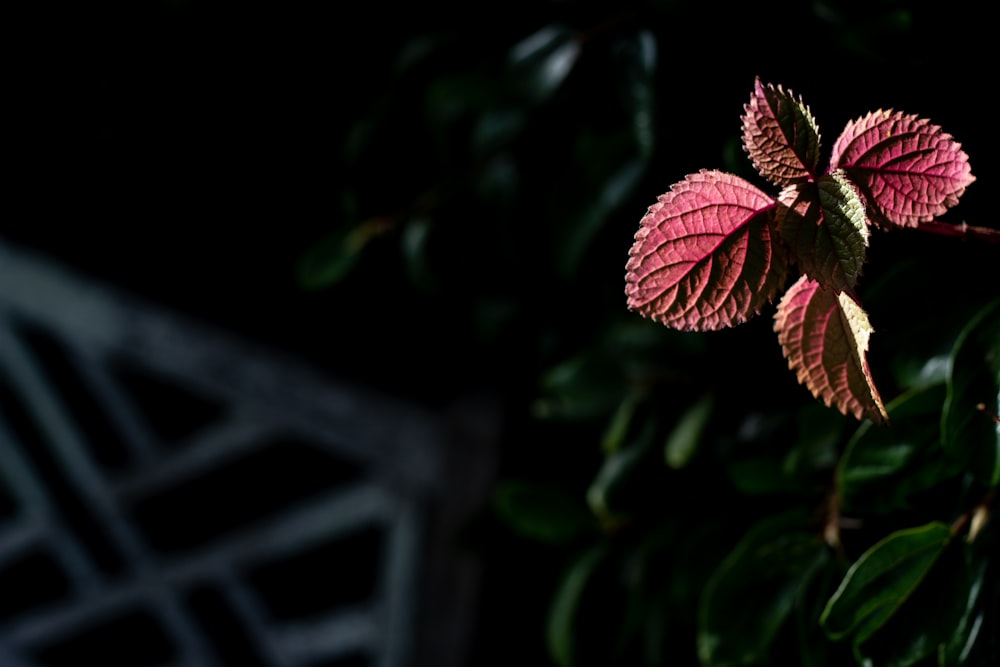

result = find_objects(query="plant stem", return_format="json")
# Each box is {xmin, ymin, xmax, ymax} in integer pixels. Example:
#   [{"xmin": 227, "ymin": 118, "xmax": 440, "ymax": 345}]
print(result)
[{"xmin": 916, "ymin": 220, "xmax": 1000, "ymax": 244}]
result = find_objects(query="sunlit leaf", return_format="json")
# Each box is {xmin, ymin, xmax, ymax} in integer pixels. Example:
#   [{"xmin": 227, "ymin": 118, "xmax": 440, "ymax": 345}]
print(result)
[
  {"xmin": 829, "ymin": 110, "xmax": 975, "ymax": 228},
  {"xmin": 820, "ymin": 522, "xmax": 951, "ymax": 643},
  {"xmin": 742, "ymin": 77, "xmax": 821, "ymax": 186},
  {"xmin": 942, "ymin": 299, "xmax": 1000, "ymax": 487},
  {"xmin": 625, "ymin": 170, "xmax": 788, "ymax": 331},
  {"xmin": 774, "ymin": 276, "xmax": 888, "ymax": 423},
  {"xmin": 699, "ymin": 511, "xmax": 827, "ymax": 665},
  {"xmin": 776, "ymin": 171, "xmax": 869, "ymax": 293}
]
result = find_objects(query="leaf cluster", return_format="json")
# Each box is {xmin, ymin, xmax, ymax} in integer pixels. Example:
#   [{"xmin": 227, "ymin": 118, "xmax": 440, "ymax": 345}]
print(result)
[
  {"xmin": 514, "ymin": 300, "xmax": 999, "ymax": 667},
  {"xmin": 625, "ymin": 77, "xmax": 976, "ymax": 423}
]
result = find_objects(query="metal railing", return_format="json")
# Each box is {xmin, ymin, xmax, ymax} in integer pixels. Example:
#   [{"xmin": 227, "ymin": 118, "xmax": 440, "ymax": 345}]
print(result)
[{"xmin": 0, "ymin": 239, "xmax": 498, "ymax": 667}]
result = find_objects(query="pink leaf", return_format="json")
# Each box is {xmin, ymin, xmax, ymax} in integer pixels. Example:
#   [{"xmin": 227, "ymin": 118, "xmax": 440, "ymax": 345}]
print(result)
[
  {"xmin": 776, "ymin": 171, "xmax": 870, "ymax": 293},
  {"xmin": 625, "ymin": 170, "xmax": 787, "ymax": 331},
  {"xmin": 742, "ymin": 77, "xmax": 821, "ymax": 186},
  {"xmin": 829, "ymin": 110, "xmax": 975, "ymax": 228},
  {"xmin": 774, "ymin": 275, "xmax": 888, "ymax": 423}
]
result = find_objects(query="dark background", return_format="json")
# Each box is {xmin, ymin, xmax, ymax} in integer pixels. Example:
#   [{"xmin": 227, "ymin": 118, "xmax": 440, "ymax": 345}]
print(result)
[
  {"xmin": 15, "ymin": 0, "xmax": 992, "ymax": 394},
  {"xmin": 9, "ymin": 0, "xmax": 996, "ymax": 664}
]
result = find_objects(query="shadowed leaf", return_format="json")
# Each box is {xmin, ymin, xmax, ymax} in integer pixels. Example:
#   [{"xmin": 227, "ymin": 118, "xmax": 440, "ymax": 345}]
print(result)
[
  {"xmin": 838, "ymin": 384, "xmax": 961, "ymax": 514},
  {"xmin": 625, "ymin": 170, "xmax": 787, "ymax": 331},
  {"xmin": 774, "ymin": 276, "xmax": 888, "ymax": 423},
  {"xmin": 297, "ymin": 220, "xmax": 385, "ymax": 290},
  {"xmin": 820, "ymin": 522, "xmax": 951, "ymax": 643},
  {"xmin": 547, "ymin": 545, "xmax": 610, "ymax": 667},
  {"xmin": 492, "ymin": 480, "xmax": 594, "ymax": 545},
  {"xmin": 850, "ymin": 539, "xmax": 978, "ymax": 666},
  {"xmin": 699, "ymin": 511, "xmax": 827, "ymax": 665},
  {"xmin": 560, "ymin": 157, "xmax": 646, "ymax": 278},
  {"xmin": 829, "ymin": 110, "xmax": 975, "ymax": 228},
  {"xmin": 942, "ymin": 299, "xmax": 1000, "ymax": 487},
  {"xmin": 742, "ymin": 77, "xmax": 821, "ymax": 185},
  {"xmin": 777, "ymin": 171, "xmax": 869, "ymax": 292},
  {"xmin": 507, "ymin": 24, "xmax": 581, "ymax": 106},
  {"xmin": 615, "ymin": 29, "xmax": 658, "ymax": 160},
  {"xmin": 664, "ymin": 393, "xmax": 713, "ymax": 469},
  {"xmin": 939, "ymin": 559, "xmax": 990, "ymax": 666},
  {"xmin": 587, "ymin": 420, "xmax": 658, "ymax": 522}
]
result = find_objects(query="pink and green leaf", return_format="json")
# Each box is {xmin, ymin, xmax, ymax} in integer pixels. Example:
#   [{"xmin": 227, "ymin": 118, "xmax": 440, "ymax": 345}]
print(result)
[
  {"xmin": 776, "ymin": 171, "xmax": 870, "ymax": 293},
  {"xmin": 829, "ymin": 110, "xmax": 975, "ymax": 228},
  {"xmin": 742, "ymin": 78, "xmax": 821, "ymax": 186},
  {"xmin": 625, "ymin": 170, "xmax": 788, "ymax": 331},
  {"xmin": 774, "ymin": 276, "xmax": 888, "ymax": 423}
]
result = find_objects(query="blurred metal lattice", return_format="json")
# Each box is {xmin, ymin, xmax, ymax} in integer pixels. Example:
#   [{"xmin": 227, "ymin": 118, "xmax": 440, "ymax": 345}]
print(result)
[{"xmin": 0, "ymin": 239, "xmax": 499, "ymax": 667}]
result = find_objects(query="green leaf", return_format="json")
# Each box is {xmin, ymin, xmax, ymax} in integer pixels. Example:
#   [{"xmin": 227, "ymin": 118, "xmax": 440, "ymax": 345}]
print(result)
[
  {"xmin": 942, "ymin": 299, "xmax": 1000, "ymax": 487},
  {"xmin": 614, "ymin": 29, "xmax": 657, "ymax": 160},
  {"xmin": 601, "ymin": 392, "xmax": 640, "ymax": 455},
  {"xmin": 507, "ymin": 24, "xmax": 581, "ymax": 106},
  {"xmin": 558, "ymin": 156, "xmax": 646, "ymax": 278},
  {"xmin": 547, "ymin": 545, "xmax": 610, "ymax": 667},
  {"xmin": 492, "ymin": 480, "xmax": 594, "ymax": 545},
  {"xmin": 424, "ymin": 72, "xmax": 495, "ymax": 128},
  {"xmin": 783, "ymin": 402, "xmax": 845, "ymax": 477},
  {"xmin": 861, "ymin": 258, "xmax": 981, "ymax": 393},
  {"xmin": 617, "ymin": 522, "xmax": 678, "ymax": 663},
  {"xmin": 587, "ymin": 420, "xmax": 657, "ymax": 522},
  {"xmin": 296, "ymin": 220, "xmax": 384, "ymax": 290},
  {"xmin": 472, "ymin": 108, "xmax": 528, "ymax": 158},
  {"xmin": 820, "ymin": 522, "xmax": 952, "ymax": 644},
  {"xmin": 838, "ymin": 384, "xmax": 960, "ymax": 514},
  {"xmin": 853, "ymin": 542, "xmax": 985, "ymax": 667},
  {"xmin": 939, "ymin": 558, "xmax": 990, "ymax": 666},
  {"xmin": 533, "ymin": 352, "xmax": 625, "ymax": 421},
  {"xmin": 795, "ymin": 556, "xmax": 850, "ymax": 667},
  {"xmin": 776, "ymin": 171, "xmax": 869, "ymax": 293},
  {"xmin": 400, "ymin": 216, "xmax": 439, "ymax": 293},
  {"xmin": 698, "ymin": 511, "xmax": 827, "ymax": 665},
  {"xmin": 726, "ymin": 457, "xmax": 804, "ymax": 497},
  {"xmin": 600, "ymin": 315, "xmax": 707, "ymax": 384},
  {"xmin": 664, "ymin": 393, "xmax": 713, "ymax": 469}
]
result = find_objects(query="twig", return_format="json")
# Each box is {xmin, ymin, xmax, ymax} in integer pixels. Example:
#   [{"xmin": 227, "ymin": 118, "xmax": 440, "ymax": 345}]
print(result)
[{"xmin": 914, "ymin": 220, "xmax": 1000, "ymax": 244}]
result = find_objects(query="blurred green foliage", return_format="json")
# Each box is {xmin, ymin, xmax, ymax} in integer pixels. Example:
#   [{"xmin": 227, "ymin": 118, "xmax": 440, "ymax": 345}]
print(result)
[{"xmin": 294, "ymin": 0, "xmax": 999, "ymax": 665}]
